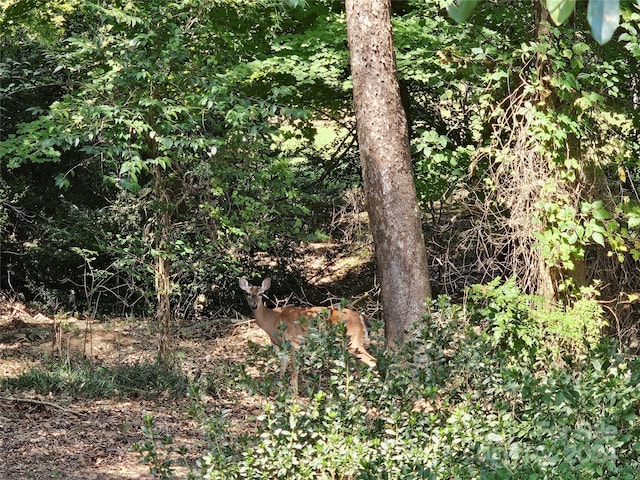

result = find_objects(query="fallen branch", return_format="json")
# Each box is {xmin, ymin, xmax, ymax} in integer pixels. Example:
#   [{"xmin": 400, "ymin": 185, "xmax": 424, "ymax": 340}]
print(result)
[{"xmin": 0, "ymin": 396, "xmax": 85, "ymax": 416}]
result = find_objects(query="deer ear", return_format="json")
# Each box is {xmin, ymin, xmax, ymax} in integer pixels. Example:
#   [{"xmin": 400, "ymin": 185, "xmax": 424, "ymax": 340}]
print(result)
[
  {"xmin": 261, "ymin": 277, "xmax": 272, "ymax": 291},
  {"xmin": 238, "ymin": 278, "xmax": 249, "ymax": 291}
]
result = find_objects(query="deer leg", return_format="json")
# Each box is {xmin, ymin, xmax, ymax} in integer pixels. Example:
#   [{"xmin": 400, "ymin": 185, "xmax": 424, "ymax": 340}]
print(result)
[
  {"xmin": 277, "ymin": 350, "xmax": 298, "ymax": 395},
  {"xmin": 278, "ymin": 350, "xmax": 289, "ymax": 377},
  {"xmin": 290, "ymin": 353, "xmax": 299, "ymax": 396},
  {"xmin": 355, "ymin": 349, "xmax": 377, "ymax": 368},
  {"xmin": 348, "ymin": 339, "xmax": 377, "ymax": 368}
]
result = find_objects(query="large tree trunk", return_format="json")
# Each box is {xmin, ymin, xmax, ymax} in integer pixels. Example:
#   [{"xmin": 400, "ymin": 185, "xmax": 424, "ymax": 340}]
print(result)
[
  {"xmin": 533, "ymin": 0, "xmax": 587, "ymax": 299},
  {"xmin": 533, "ymin": 0, "xmax": 557, "ymax": 299},
  {"xmin": 345, "ymin": 0, "xmax": 431, "ymax": 346}
]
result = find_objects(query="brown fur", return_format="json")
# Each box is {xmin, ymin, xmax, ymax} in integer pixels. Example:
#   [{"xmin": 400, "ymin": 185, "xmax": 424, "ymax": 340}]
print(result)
[{"xmin": 239, "ymin": 277, "xmax": 376, "ymax": 392}]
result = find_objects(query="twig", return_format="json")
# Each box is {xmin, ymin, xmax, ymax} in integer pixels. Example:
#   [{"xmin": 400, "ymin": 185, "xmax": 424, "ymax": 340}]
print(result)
[
  {"xmin": 350, "ymin": 292, "xmax": 371, "ymax": 309},
  {"xmin": 0, "ymin": 396, "xmax": 85, "ymax": 416}
]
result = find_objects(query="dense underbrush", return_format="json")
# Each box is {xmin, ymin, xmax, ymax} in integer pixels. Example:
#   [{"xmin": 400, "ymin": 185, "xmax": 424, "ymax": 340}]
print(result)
[
  {"xmin": 4, "ymin": 280, "xmax": 639, "ymax": 479},
  {"xmin": 155, "ymin": 279, "xmax": 640, "ymax": 479}
]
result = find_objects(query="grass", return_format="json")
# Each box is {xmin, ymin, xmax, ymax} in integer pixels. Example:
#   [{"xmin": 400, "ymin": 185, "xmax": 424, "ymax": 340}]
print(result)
[{"xmin": 1, "ymin": 360, "xmax": 190, "ymax": 398}]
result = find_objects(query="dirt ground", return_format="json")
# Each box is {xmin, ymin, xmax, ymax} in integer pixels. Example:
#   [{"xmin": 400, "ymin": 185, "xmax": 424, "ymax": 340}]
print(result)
[
  {"xmin": 0, "ymin": 241, "xmax": 378, "ymax": 479},
  {"xmin": 0, "ymin": 301, "xmax": 271, "ymax": 480}
]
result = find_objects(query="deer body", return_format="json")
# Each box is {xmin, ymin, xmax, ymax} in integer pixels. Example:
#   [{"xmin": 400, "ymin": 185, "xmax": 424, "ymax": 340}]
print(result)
[{"xmin": 239, "ymin": 277, "xmax": 376, "ymax": 392}]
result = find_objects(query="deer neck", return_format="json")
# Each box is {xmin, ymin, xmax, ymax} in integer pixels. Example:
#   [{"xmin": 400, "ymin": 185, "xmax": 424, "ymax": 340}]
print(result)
[{"xmin": 253, "ymin": 301, "xmax": 283, "ymax": 343}]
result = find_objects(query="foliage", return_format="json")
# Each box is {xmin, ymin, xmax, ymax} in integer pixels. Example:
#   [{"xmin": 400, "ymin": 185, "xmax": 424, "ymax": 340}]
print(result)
[
  {"xmin": 133, "ymin": 414, "xmax": 190, "ymax": 480},
  {"xmin": 469, "ymin": 277, "xmax": 607, "ymax": 366},
  {"xmin": 131, "ymin": 291, "xmax": 640, "ymax": 479},
  {"xmin": 393, "ymin": 6, "xmax": 491, "ymax": 204},
  {"xmin": 445, "ymin": 0, "xmax": 622, "ymax": 44},
  {"xmin": 414, "ymin": 130, "xmax": 473, "ymax": 204},
  {"xmin": 534, "ymin": 193, "xmax": 640, "ymax": 299},
  {"xmin": 1, "ymin": 360, "xmax": 190, "ymax": 398},
  {"xmin": 2, "ymin": 1, "xmax": 640, "ymax": 475},
  {"xmin": 4, "ymin": 0, "xmax": 639, "ymax": 315},
  {"xmin": 519, "ymin": 16, "xmax": 640, "ymax": 296},
  {"xmin": 412, "ymin": 0, "xmax": 640, "ymax": 300},
  {"xmin": 0, "ymin": 0, "xmax": 341, "ymax": 316}
]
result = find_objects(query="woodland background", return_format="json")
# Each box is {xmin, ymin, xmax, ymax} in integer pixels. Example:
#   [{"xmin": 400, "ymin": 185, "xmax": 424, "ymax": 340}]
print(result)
[{"xmin": 2, "ymin": 1, "xmax": 640, "ymax": 479}]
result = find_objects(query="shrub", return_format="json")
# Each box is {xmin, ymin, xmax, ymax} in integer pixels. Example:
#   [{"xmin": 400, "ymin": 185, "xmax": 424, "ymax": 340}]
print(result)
[
  {"xmin": 138, "ymin": 287, "xmax": 640, "ymax": 479},
  {"xmin": 468, "ymin": 277, "xmax": 607, "ymax": 367}
]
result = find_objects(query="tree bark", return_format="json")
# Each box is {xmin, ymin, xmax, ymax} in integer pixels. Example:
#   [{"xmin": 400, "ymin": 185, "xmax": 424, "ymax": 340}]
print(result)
[
  {"xmin": 533, "ymin": 0, "xmax": 557, "ymax": 300},
  {"xmin": 155, "ymin": 166, "xmax": 173, "ymax": 364},
  {"xmin": 345, "ymin": 0, "xmax": 431, "ymax": 346},
  {"xmin": 144, "ymin": 125, "xmax": 174, "ymax": 364}
]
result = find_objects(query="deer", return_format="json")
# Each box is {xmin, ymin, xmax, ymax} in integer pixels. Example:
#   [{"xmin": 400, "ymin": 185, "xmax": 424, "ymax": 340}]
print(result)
[{"xmin": 239, "ymin": 277, "xmax": 376, "ymax": 393}]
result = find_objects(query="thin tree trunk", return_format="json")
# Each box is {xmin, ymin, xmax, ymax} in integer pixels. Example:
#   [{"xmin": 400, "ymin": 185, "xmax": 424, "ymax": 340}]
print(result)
[
  {"xmin": 155, "ymin": 165, "xmax": 172, "ymax": 364},
  {"xmin": 345, "ymin": 0, "xmax": 431, "ymax": 346},
  {"xmin": 144, "ymin": 125, "xmax": 174, "ymax": 363}
]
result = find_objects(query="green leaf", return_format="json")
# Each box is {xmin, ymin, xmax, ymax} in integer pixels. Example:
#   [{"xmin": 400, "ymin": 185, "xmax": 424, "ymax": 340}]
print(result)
[
  {"xmin": 628, "ymin": 213, "xmax": 640, "ymax": 229},
  {"xmin": 587, "ymin": 0, "xmax": 620, "ymax": 45},
  {"xmin": 592, "ymin": 231, "xmax": 606, "ymax": 247},
  {"xmin": 546, "ymin": 0, "xmax": 575, "ymax": 26},
  {"xmin": 593, "ymin": 207, "xmax": 611, "ymax": 221},
  {"xmin": 119, "ymin": 177, "xmax": 141, "ymax": 193},
  {"xmin": 54, "ymin": 174, "xmax": 70, "ymax": 190},
  {"xmin": 445, "ymin": 0, "xmax": 478, "ymax": 23}
]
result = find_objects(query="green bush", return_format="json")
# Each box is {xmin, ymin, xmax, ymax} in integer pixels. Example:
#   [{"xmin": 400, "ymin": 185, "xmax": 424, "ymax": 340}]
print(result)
[
  {"xmin": 468, "ymin": 277, "xmax": 607, "ymax": 367},
  {"xmin": 137, "ymin": 287, "xmax": 640, "ymax": 479}
]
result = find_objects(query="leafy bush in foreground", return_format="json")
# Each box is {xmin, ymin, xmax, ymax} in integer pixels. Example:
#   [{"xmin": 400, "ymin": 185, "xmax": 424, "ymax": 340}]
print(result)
[{"xmin": 140, "ymin": 287, "xmax": 640, "ymax": 479}]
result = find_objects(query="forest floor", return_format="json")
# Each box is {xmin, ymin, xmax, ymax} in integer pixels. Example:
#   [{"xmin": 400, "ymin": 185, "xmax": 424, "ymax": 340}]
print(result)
[
  {"xmin": 0, "ymin": 242, "xmax": 377, "ymax": 479},
  {"xmin": 0, "ymin": 301, "xmax": 273, "ymax": 480}
]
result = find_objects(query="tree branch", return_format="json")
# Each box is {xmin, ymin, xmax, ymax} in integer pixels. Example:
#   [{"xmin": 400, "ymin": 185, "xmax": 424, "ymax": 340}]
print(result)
[{"xmin": 0, "ymin": 396, "xmax": 86, "ymax": 416}]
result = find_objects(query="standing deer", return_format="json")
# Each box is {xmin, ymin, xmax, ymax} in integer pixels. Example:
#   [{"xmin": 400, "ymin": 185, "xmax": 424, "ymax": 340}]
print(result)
[{"xmin": 239, "ymin": 277, "xmax": 376, "ymax": 392}]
